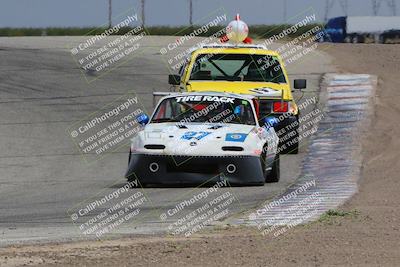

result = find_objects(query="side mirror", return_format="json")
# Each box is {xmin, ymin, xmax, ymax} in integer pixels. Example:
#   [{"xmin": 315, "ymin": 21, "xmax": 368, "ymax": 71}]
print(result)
[
  {"xmin": 294, "ymin": 79, "xmax": 307, "ymax": 89},
  {"xmin": 136, "ymin": 113, "xmax": 149, "ymax": 126},
  {"xmin": 168, "ymin": 74, "xmax": 181, "ymax": 85}
]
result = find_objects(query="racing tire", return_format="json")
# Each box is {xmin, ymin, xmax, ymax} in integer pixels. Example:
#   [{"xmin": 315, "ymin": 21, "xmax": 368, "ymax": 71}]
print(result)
[
  {"xmin": 261, "ymin": 151, "xmax": 280, "ymax": 183},
  {"xmin": 283, "ymin": 131, "xmax": 299, "ymax": 154},
  {"xmin": 280, "ymin": 122, "xmax": 299, "ymax": 154},
  {"xmin": 128, "ymin": 150, "xmax": 131, "ymax": 166},
  {"xmin": 265, "ymin": 154, "xmax": 280, "ymax": 183}
]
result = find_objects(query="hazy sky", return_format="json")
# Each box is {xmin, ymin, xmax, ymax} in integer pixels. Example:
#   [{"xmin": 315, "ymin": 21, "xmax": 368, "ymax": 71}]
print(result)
[{"xmin": 0, "ymin": 0, "xmax": 397, "ymax": 27}]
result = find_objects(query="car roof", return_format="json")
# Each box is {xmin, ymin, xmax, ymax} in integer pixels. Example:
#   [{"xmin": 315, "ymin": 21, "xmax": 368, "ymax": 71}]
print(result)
[
  {"xmin": 201, "ymin": 43, "xmax": 268, "ymax": 49},
  {"xmin": 189, "ymin": 43, "xmax": 280, "ymax": 57}
]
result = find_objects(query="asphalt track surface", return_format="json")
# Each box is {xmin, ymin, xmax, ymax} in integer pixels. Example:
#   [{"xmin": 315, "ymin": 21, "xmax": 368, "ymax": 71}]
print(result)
[{"xmin": 0, "ymin": 36, "xmax": 335, "ymax": 245}]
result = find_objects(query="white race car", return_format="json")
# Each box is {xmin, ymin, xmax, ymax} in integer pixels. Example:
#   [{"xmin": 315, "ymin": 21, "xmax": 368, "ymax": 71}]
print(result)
[{"xmin": 125, "ymin": 92, "xmax": 279, "ymax": 186}]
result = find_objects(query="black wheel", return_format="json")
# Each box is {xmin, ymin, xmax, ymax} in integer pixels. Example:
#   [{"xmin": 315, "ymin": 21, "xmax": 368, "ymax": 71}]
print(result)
[
  {"xmin": 284, "ymin": 131, "xmax": 299, "ymax": 154},
  {"xmin": 280, "ymin": 124, "xmax": 299, "ymax": 154},
  {"xmin": 352, "ymin": 35, "xmax": 365, "ymax": 44},
  {"xmin": 261, "ymin": 150, "xmax": 280, "ymax": 183},
  {"xmin": 267, "ymin": 154, "xmax": 280, "ymax": 183},
  {"xmin": 128, "ymin": 149, "xmax": 132, "ymax": 166}
]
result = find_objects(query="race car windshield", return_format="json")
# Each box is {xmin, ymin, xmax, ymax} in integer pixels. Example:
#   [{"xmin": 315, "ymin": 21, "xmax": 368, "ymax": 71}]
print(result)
[
  {"xmin": 151, "ymin": 95, "xmax": 256, "ymax": 125},
  {"xmin": 189, "ymin": 53, "xmax": 286, "ymax": 83}
]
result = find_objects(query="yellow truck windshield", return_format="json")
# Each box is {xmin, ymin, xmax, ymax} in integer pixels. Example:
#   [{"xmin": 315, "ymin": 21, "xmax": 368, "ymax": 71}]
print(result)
[{"xmin": 189, "ymin": 53, "xmax": 286, "ymax": 84}]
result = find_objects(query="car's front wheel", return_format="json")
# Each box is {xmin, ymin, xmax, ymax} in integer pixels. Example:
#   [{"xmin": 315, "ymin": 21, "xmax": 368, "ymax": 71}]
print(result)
[
  {"xmin": 278, "ymin": 116, "xmax": 299, "ymax": 154},
  {"xmin": 261, "ymin": 151, "xmax": 280, "ymax": 183},
  {"xmin": 282, "ymin": 129, "xmax": 299, "ymax": 154}
]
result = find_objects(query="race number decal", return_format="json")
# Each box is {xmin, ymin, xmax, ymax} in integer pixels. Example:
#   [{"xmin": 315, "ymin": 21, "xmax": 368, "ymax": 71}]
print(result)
[
  {"xmin": 249, "ymin": 87, "xmax": 281, "ymax": 97},
  {"xmin": 181, "ymin": 131, "xmax": 211, "ymax": 140}
]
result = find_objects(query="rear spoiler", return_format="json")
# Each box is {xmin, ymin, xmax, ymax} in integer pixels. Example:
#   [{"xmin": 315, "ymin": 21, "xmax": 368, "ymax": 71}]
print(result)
[
  {"xmin": 248, "ymin": 92, "xmax": 284, "ymax": 99},
  {"xmin": 248, "ymin": 90, "xmax": 285, "ymax": 107}
]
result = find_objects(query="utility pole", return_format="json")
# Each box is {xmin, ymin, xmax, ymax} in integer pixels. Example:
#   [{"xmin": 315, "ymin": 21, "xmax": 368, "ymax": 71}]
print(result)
[
  {"xmin": 324, "ymin": 0, "xmax": 335, "ymax": 22},
  {"xmin": 141, "ymin": 0, "xmax": 145, "ymax": 27},
  {"xmin": 283, "ymin": 0, "xmax": 287, "ymax": 23},
  {"xmin": 372, "ymin": 0, "xmax": 382, "ymax": 15},
  {"xmin": 386, "ymin": 0, "xmax": 397, "ymax": 15},
  {"xmin": 339, "ymin": 0, "xmax": 348, "ymax": 16},
  {"xmin": 108, "ymin": 0, "xmax": 112, "ymax": 28},
  {"xmin": 189, "ymin": 0, "xmax": 193, "ymax": 26}
]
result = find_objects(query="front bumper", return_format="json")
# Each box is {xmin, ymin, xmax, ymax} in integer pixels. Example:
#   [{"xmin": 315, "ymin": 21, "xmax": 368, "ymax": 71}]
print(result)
[{"xmin": 125, "ymin": 154, "xmax": 264, "ymax": 186}]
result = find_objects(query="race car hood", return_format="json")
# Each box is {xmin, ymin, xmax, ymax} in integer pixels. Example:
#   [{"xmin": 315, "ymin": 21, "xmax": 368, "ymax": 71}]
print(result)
[
  {"xmin": 131, "ymin": 122, "xmax": 265, "ymax": 157},
  {"xmin": 186, "ymin": 81, "xmax": 292, "ymax": 100}
]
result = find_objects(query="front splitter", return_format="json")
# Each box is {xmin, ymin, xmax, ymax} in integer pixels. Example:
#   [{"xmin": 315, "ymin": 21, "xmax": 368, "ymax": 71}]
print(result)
[{"xmin": 125, "ymin": 154, "xmax": 265, "ymax": 186}]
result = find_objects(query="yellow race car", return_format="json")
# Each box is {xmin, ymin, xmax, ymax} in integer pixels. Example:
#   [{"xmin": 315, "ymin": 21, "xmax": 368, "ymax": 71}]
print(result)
[{"xmin": 168, "ymin": 43, "xmax": 306, "ymax": 154}]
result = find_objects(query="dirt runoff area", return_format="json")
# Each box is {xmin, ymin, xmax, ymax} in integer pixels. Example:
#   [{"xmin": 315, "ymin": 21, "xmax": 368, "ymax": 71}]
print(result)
[{"xmin": 1, "ymin": 44, "xmax": 400, "ymax": 267}]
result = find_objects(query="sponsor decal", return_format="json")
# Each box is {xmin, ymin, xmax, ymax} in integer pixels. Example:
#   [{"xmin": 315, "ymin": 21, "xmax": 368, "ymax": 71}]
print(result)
[
  {"xmin": 225, "ymin": 133, "xmax": 247, "ymax": 142},
  {"xmin": 249, "ymin": 87, "xmax": 281, "ymax": 97},
  {"xmin": 175, "ymin": 95, "xmax": 235, "ymax": 103},
  {"xmin": 181, "ymin": 131, "xmax": 212, "ymax": 140}
]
